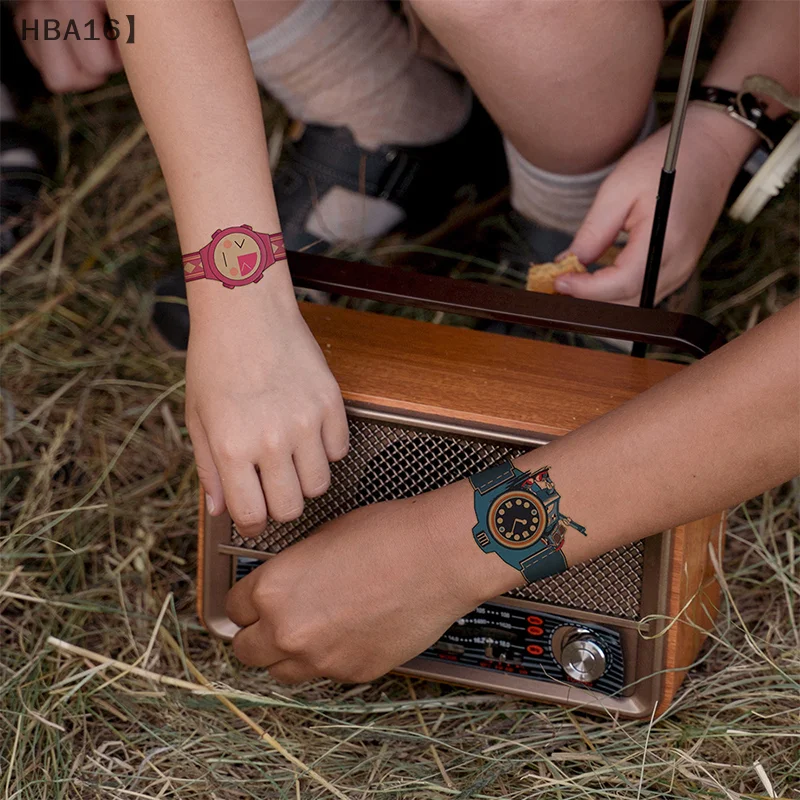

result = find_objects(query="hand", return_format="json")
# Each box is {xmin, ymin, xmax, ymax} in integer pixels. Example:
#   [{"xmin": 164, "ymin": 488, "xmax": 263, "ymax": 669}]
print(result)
[
  {"xmin": 225, "ymin": 483, "xmax": 520, "ymax": 683},
  {"xmin": 15, "ymin": 0, "xmax": 122, "ymax": 93},
  {"xmin": 186, "ymin": 299, "xmax": 349, "ymax": 537},
  {"xmin": 555, "ymin": 106, "xmax": 751, "ymax": 305}
]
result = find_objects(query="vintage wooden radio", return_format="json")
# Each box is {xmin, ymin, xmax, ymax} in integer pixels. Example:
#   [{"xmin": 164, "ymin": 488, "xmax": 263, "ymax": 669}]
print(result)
[{"xmin": 198, "ymin": 256, "xmax": 727, "ymax": 719}]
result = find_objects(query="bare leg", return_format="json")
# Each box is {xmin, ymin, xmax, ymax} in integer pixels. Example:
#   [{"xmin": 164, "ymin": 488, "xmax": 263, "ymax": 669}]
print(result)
[{"xmin": 409, "ymin": 0, "xmax": 664, "ymax": 175}]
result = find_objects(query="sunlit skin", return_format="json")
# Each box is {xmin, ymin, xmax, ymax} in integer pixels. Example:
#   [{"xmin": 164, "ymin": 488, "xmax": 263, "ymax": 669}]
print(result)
[
  {"xmin": 57, "ymin": 0, "xmax": 798, "ymax": 538},
  {"xmin": 86, "ymin": 0, "xmax": 799, "ymax": 682},
  {"xmin": 226, "ymin": 303, "xmax": 799, "ymax": 683}
]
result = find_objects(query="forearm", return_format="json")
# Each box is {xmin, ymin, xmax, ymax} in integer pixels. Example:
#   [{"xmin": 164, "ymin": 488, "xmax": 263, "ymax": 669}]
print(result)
[
  {"xmin": 110, "ymin": 0, "xmax": 297, "ymax": 326},
  {"xmin": 430, "ymin": 302, "xmax": 800, "ymax": 601},
  {"xmin": 704, "ymin": 0, "xmax": 799, "ymax": 118},
  {"xmin": 687, "ymin": 0, "xmax": 800, "ymax": 178}
]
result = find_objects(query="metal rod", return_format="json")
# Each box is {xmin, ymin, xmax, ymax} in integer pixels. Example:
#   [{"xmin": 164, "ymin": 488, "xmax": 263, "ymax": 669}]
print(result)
[
  {"xmin": 663, "ymin": 0, "xmax": 708, "ymax": 173},
  {"xmin": 632, "ymin": 0, "xmax": 708, "ymax": 358}
]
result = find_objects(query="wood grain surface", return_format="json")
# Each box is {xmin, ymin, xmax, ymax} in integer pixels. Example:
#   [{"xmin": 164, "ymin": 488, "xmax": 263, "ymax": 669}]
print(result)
[{"xmin": 301, "ymin": 302, "xmax": 683, "ymax": 438}]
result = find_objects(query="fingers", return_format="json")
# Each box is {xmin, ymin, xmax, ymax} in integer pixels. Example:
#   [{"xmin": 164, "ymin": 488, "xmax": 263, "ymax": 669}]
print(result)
[
  {"xmin": 258, "ymin": 452, "xmax": 305, "ymax": 523},
  {"xmin": 219, "ymin": 461, "xmax": 268, "ymax": 539},
  {"xmin": 225, "ymin": 566, "xmax": 261, "ymax": 627},
  {"xmin": 555, "ymin": 224, "xmax": 652, "ymax": 304},
  {"xmin": 78, "ymin": 7, "xmax": 123, "ymax": 78},
  {"xmin": 231, "ymin": 635, "xmax": 318, "ymax": 684},
  {"xmin": 190, "ymin": 419, "xmax": 226, "ymax": 518},
  {"xmin": 226, "ymin": 567, "xmax": 295, "ymax": 670},
  {"xmin": 554, "ymin": 264, "xmax": 639, "ymax": 305},
  {"xmin": 204, "ymin": 418, "xmax": 342, "ymax": 533},
  {"xmin": 266, "ymin": 659, "xmax": 318, "ymax": 684},
  {"xmin": 321, "ymin": 394, "xmax": 349, "ymax": 463},
  {"xmin": 16, "ymin": 1, "xmax": 120, "ymax": 94},
  {"xmin": 567, "ymin": 185, "xmax": 630, "ymax": 267},
  {"xmin": 293, "ymin": 434, "xmax": 331, "ymax": 499},
  {"xmin": 231, "ymin": 622, "xmax": 286, "ymax": 667},
  {"xmin": 22, "ymin": 35, "xmax": 87, "ymax": 93},
  {"xmin": 190, "ymin": 382, "xmax": 348, "ymax": 531}
]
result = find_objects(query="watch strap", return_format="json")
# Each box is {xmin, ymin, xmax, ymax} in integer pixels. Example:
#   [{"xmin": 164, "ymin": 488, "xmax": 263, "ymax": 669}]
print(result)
[
  {"xmin": 520, "ymin": 547, "xmax": 567, "ymax": 583},
  {"xmin": 690, "ymin": 84, "xmax": 781, "ymax": 146},
  {"xmin": 469, "ymin": 460, "xmax": 520, "ymax": 495},
  {"xmin": 268, "ymin": 231, "xmax": 286, "ymax": 261},
  {"xmin": 182, "ymin": 252, "xmax": 204, "ymax": 283}
]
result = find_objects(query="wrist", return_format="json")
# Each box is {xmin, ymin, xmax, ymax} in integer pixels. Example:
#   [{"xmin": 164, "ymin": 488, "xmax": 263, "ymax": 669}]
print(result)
[
  {"xmin": 178, "ymin": 216, "xmax": 287, "ymax": 301},
  {"xmin": 420, "ymin": 478, "xmax": 524, "ymax": 608},
  {"xmin": 685, "ymin": 102, "xmax": 760, "ymax": 179},
  {"xmin": 185, "ymin": 249, "xmax": 301, "ymax": 330}
]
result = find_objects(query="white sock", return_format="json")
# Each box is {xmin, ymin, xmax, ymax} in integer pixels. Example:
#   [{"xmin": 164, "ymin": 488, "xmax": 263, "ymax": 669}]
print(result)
[
  {"xmin": 247, "ymin": 0, "xmax": 469, "ymax": 151},
  {"xmin": 505, "ymin": 101, "xmax": 658, "ymax": 235}
]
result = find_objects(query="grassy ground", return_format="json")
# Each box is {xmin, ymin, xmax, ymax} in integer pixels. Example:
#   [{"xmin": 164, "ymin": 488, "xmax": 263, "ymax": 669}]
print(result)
[{"xmin": 2, "ymin": 48, "xmax": 800, "ymax": 800}]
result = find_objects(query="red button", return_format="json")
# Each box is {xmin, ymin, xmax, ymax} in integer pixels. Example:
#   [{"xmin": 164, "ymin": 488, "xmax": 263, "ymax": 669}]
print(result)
[
  {"xmin": 526, "ymin": 644, "xmax": 543, "ymax": 656},
  {"xmin": 526, "ymin": 615, "xmax": 543, "ymax": 626},
  {"xmin": 527, "ymin": 625, "xmax": 544, "ymax": 636}
]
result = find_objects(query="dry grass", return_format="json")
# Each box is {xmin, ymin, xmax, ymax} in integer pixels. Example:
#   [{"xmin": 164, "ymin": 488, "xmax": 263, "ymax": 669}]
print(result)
[{"xmin": 2, "ymin": 69, "xmax": 800, "ymax": 800}]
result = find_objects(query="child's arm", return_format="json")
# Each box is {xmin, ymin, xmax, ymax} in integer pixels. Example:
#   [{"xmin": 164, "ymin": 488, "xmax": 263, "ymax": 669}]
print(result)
[
  {"xmin": 226, "ymin": 301, "xmax": 800, "ymax": 682},
  {"xmin": 110, "ymin": 1, "xmax": 349, "ymax": 535}
]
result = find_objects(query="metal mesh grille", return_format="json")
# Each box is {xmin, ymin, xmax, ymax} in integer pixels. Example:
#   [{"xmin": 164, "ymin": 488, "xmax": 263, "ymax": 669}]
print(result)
[{"xmin": 231, "ymin": 416, "xmax": 644, "ymax": 620}]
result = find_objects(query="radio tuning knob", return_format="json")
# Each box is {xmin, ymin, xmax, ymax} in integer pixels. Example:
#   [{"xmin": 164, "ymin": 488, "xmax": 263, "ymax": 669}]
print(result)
[{"xmin": 557, "ymin": 629, "xmax": 608, "ymax": 684}]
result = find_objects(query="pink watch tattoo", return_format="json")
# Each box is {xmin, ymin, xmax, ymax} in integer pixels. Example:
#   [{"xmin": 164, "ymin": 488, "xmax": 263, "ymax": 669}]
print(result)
[{"xmin": 182, "ymin": 225, "xmax": 286, "ymax": 289}]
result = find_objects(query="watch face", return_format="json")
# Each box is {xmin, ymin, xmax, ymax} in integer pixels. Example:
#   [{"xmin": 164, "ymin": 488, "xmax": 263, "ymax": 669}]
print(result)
[
  {"xmin": 212, "ymin": 231, "xmax": 262, "ymax": 283},
  {"xmin": 488, "ymin": 490, "xmax": 547, "ymax": 549}
]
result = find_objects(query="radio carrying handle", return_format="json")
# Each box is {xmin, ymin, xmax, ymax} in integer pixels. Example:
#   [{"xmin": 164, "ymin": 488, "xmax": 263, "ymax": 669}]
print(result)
[{"xmin": 288, "ymin": 252, "xmax": 725, "ymax": 358}]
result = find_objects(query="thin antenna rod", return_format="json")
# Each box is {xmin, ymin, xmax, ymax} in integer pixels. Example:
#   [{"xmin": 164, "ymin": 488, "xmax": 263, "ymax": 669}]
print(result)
[{"xmin": 632, "ymin": 0, "xmax": 708, "ymax": 358}]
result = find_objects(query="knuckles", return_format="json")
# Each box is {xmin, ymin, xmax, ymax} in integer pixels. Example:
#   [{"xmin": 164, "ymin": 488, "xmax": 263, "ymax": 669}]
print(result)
[
  {"xmin": 233, "ymin": 508, "xmax": 267, "ymax": 535},
  {"xmin": 304, "ymin": 476, "xmax": 331, "ymax": 499},
  {"xmin": 292, "ymin": 410, "xmax": 320, "ymax": 438},
  {"xmin": 268, "ymin": 503, "xmax": 305, "ymax": 524},
  {"xmin": 272, "ymin": 622, "xmax": 314, "ymax": 657},
  {"xmin": 328, "ymin": 440, "xmax": 350, "ymax": 463}
]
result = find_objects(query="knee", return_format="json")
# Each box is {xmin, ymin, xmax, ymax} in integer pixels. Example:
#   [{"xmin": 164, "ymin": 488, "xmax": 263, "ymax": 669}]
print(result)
[
  {"xmin": 408, "ymin": 0, "xmax": 505, "ymax": 32},
  {"xmin": 410, "ymin": 0, "xmax": 663, "ymax": 38}
]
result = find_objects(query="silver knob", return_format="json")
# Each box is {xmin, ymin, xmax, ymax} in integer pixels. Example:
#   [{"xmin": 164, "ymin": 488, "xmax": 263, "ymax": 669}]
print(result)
[{"xmin": 558, "ymin": 631, "xmax": 608, "ymax": 683}]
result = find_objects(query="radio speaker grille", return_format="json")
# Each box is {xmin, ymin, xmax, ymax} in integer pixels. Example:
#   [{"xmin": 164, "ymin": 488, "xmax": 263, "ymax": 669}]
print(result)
[{"xmin": 231, "ymin": 416, "xmax": 644, "ymax": 620}]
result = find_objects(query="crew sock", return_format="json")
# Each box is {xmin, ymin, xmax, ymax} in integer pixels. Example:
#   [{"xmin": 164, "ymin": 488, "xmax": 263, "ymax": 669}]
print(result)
[{"xmin": 504, "ymin": 101, "xmax": 658, "ymax": 236}]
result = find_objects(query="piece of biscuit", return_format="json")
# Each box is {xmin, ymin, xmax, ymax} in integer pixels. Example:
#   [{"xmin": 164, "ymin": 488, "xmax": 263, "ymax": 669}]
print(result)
[{"xmin": 526, "ymin": 253, "xmax": 587, "ymax": 294}]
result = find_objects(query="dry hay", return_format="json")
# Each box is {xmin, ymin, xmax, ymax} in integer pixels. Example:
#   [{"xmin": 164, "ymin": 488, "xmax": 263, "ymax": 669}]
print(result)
[{"xmin": 1, "ymin": 77, "xmax": 799, "ymax": 800}]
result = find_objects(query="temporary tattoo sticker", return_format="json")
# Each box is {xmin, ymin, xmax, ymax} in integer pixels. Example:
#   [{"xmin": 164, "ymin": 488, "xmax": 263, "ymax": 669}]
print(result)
[
  {"xmin": 470, "ymin": 461, "xmax": 587, "ymax": 585},
  {"xmin": 181, "ymin": 226, "xmax": 286, "ymax": 289}
]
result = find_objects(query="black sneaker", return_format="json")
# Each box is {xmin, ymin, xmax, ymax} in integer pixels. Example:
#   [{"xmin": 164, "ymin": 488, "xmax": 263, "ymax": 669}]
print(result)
[
  {"xmin": 0, "ymin": 121, "xmax": 56, "ymax": 255},
  {"xmin": 273, "ymin": 98, "xmax": 506, "ymax": 253}
]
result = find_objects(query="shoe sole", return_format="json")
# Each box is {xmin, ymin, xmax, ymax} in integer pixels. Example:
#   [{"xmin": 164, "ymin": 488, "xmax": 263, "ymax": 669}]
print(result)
[{"xmin": 729, "ymin": 119, "xmax": 800, "ymax": 223}]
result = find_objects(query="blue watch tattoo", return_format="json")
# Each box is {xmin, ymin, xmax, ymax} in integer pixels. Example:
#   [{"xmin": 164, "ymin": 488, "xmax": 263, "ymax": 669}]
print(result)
[{"xmin": 470, "ymin": 460, "xmax": 587, "ymax": 584}]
